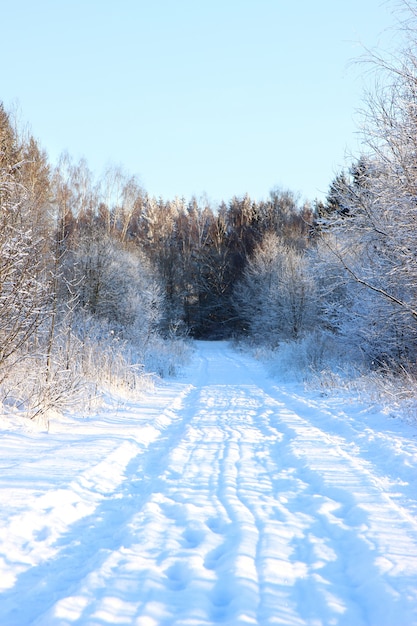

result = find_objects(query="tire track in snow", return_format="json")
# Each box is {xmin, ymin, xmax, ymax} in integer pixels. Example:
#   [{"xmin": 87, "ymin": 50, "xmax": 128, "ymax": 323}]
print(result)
[
  {"xmin": 271, "ymin": 384, "xmax": 417, "ymax": 520},
  {"xmin": 45, "ymin": 376, "xmax": 316, "ymax": 624},
  {"xmin": 0, "ymin": 382, "xmax": 198, "ymax": 626},
  {"xmin": 206, "ymin": 394, "xmax": 260, "ymax": 624},
  {"xmin": 33, "ymin": 373, "xmax": 302, "ymax": 625},
  {"xmin": 250, "ymin": 385, "xmax": 417, "ymax": 626},
  {"xmin": 3, "ymin": 341, "xmax": 417, "ymax": 625}
]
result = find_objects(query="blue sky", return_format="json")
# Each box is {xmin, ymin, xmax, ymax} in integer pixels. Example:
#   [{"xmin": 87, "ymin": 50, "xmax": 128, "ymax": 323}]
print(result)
[{"xmin": 1, "ymin": 0, "xmax": 398, "ymax": 204}]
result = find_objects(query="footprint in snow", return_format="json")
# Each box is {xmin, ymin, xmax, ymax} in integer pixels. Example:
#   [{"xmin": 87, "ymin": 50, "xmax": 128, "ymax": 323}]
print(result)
[
  {"xmin": 206, "ymin": 516, "xmax": 230, "ymax": 535},
  {"xmin": 34, "ymin": 527, "xmax": 49, "ymax": 541},
  {"xmin": 204, "ymin": 544, "xmax": 228, "ymax": 570},
  {"xmin": 181, "ymin": 525, "xmax": 206, "ymax": 548},
  {"xmin": 165, "ymin": 561, "xmax": 191, "ymax": 591},
  {"xmin": 210, "ymin": 582, "xmax": 235, "ymax": 621}
]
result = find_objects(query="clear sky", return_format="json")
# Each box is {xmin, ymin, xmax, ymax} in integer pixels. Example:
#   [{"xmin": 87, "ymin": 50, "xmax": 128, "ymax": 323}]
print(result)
[{"xmin": 1, "ymin": 0, "xmax": 400, "ymax": 204}]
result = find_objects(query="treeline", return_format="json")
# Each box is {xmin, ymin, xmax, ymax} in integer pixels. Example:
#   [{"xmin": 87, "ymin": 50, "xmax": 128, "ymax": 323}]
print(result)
[
  {"xmin": 0, "ymin": 102, "xmax": 316, "ymax": 420},
  {"xmin": 52, "ymin": 160, "xmax": 314, "ymax": 339},
  {"xmin": 238, "ymin": 3, "xmax": 417, "ymax": 379},
  {"xmin": 3, "ymin": 2, "xmax": 417, "ymax": 420},
  {"xmin": 0, "ymin": 106, "xmax": 176, "ymax": 420}
]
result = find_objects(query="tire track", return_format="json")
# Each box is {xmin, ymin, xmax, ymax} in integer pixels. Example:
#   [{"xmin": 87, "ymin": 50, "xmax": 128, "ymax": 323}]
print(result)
[
  {"xmin": 0, "ymin": 382, "xmax": 199, "ymax": 626},
  {"xmin": 5, "ymin": 341, "xmax": 417, "ymax": 626}
]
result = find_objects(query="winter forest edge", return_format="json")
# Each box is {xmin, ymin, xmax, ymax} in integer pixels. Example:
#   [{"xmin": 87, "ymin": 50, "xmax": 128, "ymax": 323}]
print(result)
[{"xmin": 3, "ymin": 5, "xmax": 417, "ymax": 427}]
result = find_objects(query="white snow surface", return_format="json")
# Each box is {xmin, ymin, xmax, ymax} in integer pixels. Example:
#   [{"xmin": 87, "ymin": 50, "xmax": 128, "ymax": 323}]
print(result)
[{"xmin": 1, "ymin": 341, "xmax": 417, "ymax": 626}]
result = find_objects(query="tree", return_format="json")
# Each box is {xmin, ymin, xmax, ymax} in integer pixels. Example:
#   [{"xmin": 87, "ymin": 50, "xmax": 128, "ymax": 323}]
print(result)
[
  {"xmin": 99, "ymin": 165, "xmax": 145, "ymax": 241},
  {"xmin": 234, "ymin": 232, "xmax": 317, "ymax": 345},
  {"xmin": 0, "ymin": 103, "xmax": 21, "ymax": 171},
  {"xmin": 0, "ymin": 106, "xmax": 51, "ymax": 365},
  {"xmin": 312, "ymin": 3, "xmax": 417, "ymax": 367},
  {"xmin": 64, "ymin": 226, "xmax": 162, "ymax": 340}
]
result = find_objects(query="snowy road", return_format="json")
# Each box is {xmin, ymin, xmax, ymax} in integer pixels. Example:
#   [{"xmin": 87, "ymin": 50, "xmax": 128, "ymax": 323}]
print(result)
[{"xmin": 1, "ymin": 342, "xmax": 417, "ymax": 625}]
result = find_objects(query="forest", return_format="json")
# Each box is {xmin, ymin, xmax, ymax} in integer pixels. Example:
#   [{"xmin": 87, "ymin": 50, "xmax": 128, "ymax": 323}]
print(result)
[{"xmin": 2, "ymin": 6, "xmax": 417, "ymax": 422}]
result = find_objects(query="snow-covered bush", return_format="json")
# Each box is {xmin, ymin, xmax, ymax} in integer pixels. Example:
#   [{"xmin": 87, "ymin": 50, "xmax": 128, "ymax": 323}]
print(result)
[
  {"xmin": 252, "ymin": 330, "xmax": 350, "ymax": 383},
  {"xmin": 0, "ymin": 312, "xmax": 85, "ymax": 426},
  {"xmin": 140, "ymin": 334, "xmax": 192, "ymax": 378}
]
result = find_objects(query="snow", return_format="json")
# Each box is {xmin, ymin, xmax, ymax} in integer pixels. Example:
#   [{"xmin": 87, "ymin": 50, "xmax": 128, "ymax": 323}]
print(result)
[{"xmin": 1, "ymin": 341, "xmax": 417, "ymax": 625}]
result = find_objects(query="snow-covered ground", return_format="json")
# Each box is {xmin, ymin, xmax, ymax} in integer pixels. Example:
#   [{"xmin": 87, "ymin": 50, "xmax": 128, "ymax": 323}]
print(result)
[{"xmin": 1, "ymin": 341, "xmax": 417, "ymax": 626}]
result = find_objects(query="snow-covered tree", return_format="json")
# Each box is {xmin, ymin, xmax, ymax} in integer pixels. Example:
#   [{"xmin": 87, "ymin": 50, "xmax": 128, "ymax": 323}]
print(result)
[
  {"xmin": 312, "ymin": 4, "xmax": 417, "ymax": 367},
  {"xmin": 0, "ymin": 191, "xmax": 48, "ymax": 370},
  {"xmin": 0, "ymin": 108, "xmax": 52, "ymax": 375},
  {"xmin": 65, "ymin": 228, "xmax": 162, "ymax": 342},
  {"xmin": 234, "ymin": 232, "xmax": 317, "ymax": 345}
]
